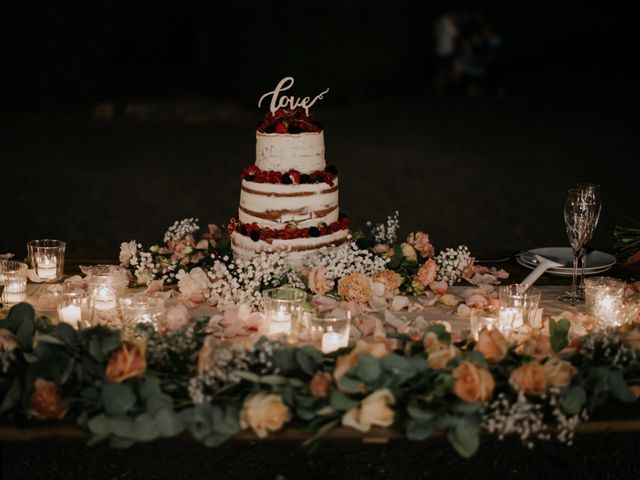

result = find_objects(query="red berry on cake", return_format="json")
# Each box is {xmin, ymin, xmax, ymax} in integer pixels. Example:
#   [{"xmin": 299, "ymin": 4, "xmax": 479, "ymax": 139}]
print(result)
[{"xmin": 275, "ymin": 122, "xmax": 288, "ymax": 134}]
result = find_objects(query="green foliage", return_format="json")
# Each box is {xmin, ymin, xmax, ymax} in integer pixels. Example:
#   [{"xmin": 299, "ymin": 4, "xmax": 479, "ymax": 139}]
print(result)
[{"xmin": 549, "ymin": 318, "xmax": 570, "ymax": 353}]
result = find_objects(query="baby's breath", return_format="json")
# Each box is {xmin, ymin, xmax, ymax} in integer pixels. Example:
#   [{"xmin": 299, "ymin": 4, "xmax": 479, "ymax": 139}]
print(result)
[
  {"xmin": 304, "ymin": 241, "xmax": 388, "ymax": 281},
  {"xmin": 435, "ymin": 245, "xmax": 472, "ymax": 285}
]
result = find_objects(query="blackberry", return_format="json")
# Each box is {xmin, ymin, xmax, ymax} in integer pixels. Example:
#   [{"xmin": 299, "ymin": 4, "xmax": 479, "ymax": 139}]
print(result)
[
  {"xmin": 239, "ymin": 225, "xmax": 247, "ymax": 236},
  {"xmin": 324, "ymin": 165, "xmax": 338, "ymax": 175},
  {"xmin": 245, "ymin": 174, "xmax": 255, "ymax": 182},
  {"xmin": 281, "ymin": 173, "xmax": 292, "ymax": 184},
  {"xmin": 309, "ymin": 227, "xmax": 320, "ymax": 237},
  {"xmin": 250, "ymin": 230, "xmax": 260, "ymax": 242},
  {"xmin": 300, "ymin": 173, "xmax": 311, "ymax": 183}
]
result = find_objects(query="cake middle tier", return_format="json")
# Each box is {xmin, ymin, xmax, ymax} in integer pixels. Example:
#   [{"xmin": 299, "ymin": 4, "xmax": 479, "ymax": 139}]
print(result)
[
  {"xmin": 255, "ymin": 131, "xmax": 325, "ymax": 173},
  {"xmin": 239, "ymin": 179, "xmax": 339, "ymax": 228}
]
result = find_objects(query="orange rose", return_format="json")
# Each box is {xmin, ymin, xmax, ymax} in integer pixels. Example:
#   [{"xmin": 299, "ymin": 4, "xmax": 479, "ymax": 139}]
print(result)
[
  {"xmin": 310, "ymin": 372, "xmax": 332, "ymax": 398},
  {"xmin": 515, "ymin": 333, "xmax": 553, "ymax": 360},
  {"xmin": 105, "ymin": 340, "xmax": 147, "ymax": 383},
  {"xmin": 406, "ymin": 232, "xmax": 435, "ymax": 258},
  {"xmin": 372, "ymin": 270, "xmax": 403, "ymax": 294},
  {"xmin": 474, "ymin": 328, "xmax": 510, "ymax": 364},
  {"xmin": 452, "ymin": 361, "xmax": 495, "ymax": 403},
  {"xmin": 30, "ymin": 378, "xmax": 68, "ymax": 420},
  {"xmin": 510, "ymin": 361, "xmax": 547, "ymax": 396},
  {"xmin": 415, "ymin": 259, "xmax": 437, "ymax": 287}
]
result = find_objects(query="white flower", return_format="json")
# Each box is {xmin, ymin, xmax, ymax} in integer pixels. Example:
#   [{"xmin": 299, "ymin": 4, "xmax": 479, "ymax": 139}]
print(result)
[{"xmin": 119, "ymin": 240, "xmax": 137, "ymax": 267}]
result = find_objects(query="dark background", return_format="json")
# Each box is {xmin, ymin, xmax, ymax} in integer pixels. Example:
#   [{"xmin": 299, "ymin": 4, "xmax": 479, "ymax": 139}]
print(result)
[{"xmin": 2, "ymin": 0, "xmax": 637, "ymax": 260}]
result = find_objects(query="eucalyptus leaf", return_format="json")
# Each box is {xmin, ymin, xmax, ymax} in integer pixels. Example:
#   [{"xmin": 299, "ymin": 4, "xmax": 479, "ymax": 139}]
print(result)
[
  {"xmin": 132, "ymin": 413, "xmax": 160, "ymax": 441},
  {"xmin": 16, "ymin": 316, "xmax": 35, "ymax": 351},
  {"xmin": 211, "ymin": 405, "xmax": 240, "ymax": 435},
  {"xmin": 109, "ymin": 417, "xmax": 135, "ymax": 438},
  {"xmin": 0, "ymin": 380, "xmax": 21, "ymax": 414},
  {"xmin": 608, "ymin": 370, "xmax": 636, "ymax": 402},
  {"xmin": 353, "ymin": 353, "xmax": 381, "ymax": 382},
  {"xmin": 295, "ymin": 349, "xmax": 318, "ymax": 376},
  {"xmin": 549, "ymin": 318, "xmax": 570, "ymax": 353},
  {"xmin": 146, "ymin": 393, "xmax": 173, "ymax": 415},
  {"xmin": 35, "ymin": 334, "xmax": 65, "ymax": 346},
  {"xmin": 406, "ymin": 405, "xmax": 435, "ymax": 421},
  {"xmin": 559, "ymin": 386, "xmax": 587, "ymax": 415},
  {"xmin": 406, "ymin": 419, "xmax": 433, "ymax": 441},
  {"xmin": 330, "ymin": 390, "xmax": 359, "ymax": 411},
  {"xmin": 203, "ymin": 431, "xmax": 232, "ymax": 448},
  {"xmin": 337, "ymin": 375, "xmax": 362, "ymax": 393},
  {"xmin": 110, "ymin": 436, "xmax": 135, "ymax": 449},
  {"xmin": 7, "ymin": 302, "xmax": 36, "ymax": 327},
  {"xmin": 139, "ymin": 377, "xmax": 163, "ymax": 400},
  {"xmin": 452, "ymin": 402, "xmax": 482, "ymax": 414},
  {"xmin": 102, "ymin": 383, "xmax": 136, "ymax": 416},
  {"xmin": 156, "ymin": 407, "xmax": 184, "ymax": 437},
  {"xmin": 259, "ymin": 375, "xmax": 288, "ymax": 386},
  {"xmin": 233, "ymin": 371, "xmax": 260, "ymax": 383},
  {"xmin": 447, "ymin": 418, "xmax": 480, "ymax": 458},
  {"xmin": 88, "ymin": 414, "xmax": 110, "ymax": 435}
]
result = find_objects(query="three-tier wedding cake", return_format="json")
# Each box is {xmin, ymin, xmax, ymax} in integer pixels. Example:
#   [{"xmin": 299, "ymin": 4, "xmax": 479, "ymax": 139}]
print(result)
[{"xmin": 229, "ymin": 78, "xmax": 350, "ymax": 264}]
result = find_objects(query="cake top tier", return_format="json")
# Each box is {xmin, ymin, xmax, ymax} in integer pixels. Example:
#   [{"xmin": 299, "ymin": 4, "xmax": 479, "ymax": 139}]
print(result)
[{"xmin": 255, "ymin": 107, "xmax": 326, "ymax": 174}]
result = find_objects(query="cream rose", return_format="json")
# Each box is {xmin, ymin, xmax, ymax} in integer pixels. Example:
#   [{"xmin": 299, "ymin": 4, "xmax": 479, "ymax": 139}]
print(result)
[
  {"xmin": 422, "ymin": 331, "xmax": 445, "ymax": 353},
  {"xmin": 164, "ymin": 304, "xmax": 191, "ymax": 332},
  {"xmin": 342, "ymin": 389, "xmax": 395, "ymax": 433},
  {"xmin": 406, "ymin": 232, "xmax": 435, "ymax": 258},
  {"xmin": 543, "ymin": 357, "xmax": 577, "ymax": 387},
  {"xmin": 474, "ymin": 328, "xmax": 510, "ymax": 364},
  {"xmin": 176, "ymin": 267, "xmax": 210, "ymax": 308},
  {"xmin": 452, "ymin": 361, "xmax": 495, "ymax": 403},
  {"xmin": 415, "ymin": 259, "xmax": 437, "ymax": 287},
  {"xmin": 372, "ymin": 270, "xmax": 403, "ymax": 294},
  {"xmin": 515, "ymin": 333, "xmax": 553, "ymax": 360},
  {"xmin": 427, "ymin": 344, "xmax": 460, "ymax": 370},
  {"xmin": 308, "ymin": 266, "xmax": 334, "ymax": 295},
  {"xmin": 510, "ymin": 361, "xmax": 547, "ymax": 396},
  {"xmin": 337, "ymin": 273, "xmax": 373, "ymax": 303},
  {"xmin": 240, "ymin": 393, "xmax": 291, "ymax": 438},
  {"xmin": 119, "ymin": 240, "xmax": 137, "ymax": 267},
  {"xmin": 400, "ymin": 243, "xmax": 418, "ymax": 263}
]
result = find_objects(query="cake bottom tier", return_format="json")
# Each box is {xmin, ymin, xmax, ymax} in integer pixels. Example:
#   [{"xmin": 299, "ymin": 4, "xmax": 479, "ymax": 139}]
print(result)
[{"xmin": 230, "ymin": 228, "xmax": 349, "ymax": 267}]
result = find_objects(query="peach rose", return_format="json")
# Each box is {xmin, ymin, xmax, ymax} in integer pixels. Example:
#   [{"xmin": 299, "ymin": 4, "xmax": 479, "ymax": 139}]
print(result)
[
  {"xmin": 400, "ymin": 243, "xmax": 418, "ymax": 263},
  {"xmin": 631, "ymin": 385, "xmax": 640, "ymax": 399},
  {"xmin": 240, "ymin": 393, "xmax": 291, "ymax": 438},
  {"xmin": 308, "ymin": 266, "xmax": 334, "ymax": 295},
  {"xmin": 406, "ymin": 232, "xmax": 435, "ymax": 258},
  {"xmin": 372, "ymin": 269, "xmax": 403, "ymax": 294},
  {"xmin": 334, "ymin": 340, "xmax": 390, "ymax": 389},
  {"xmin": 373, "ymin": 243, "xmax": 391, "ymax": 255},
  {"xmin": 515, "ymin": 333, "xmax": 553, "ymax": 360},
  {"xmin": 422, "ymin": 331, "xmax": 446, "ymax": 354},
  {"xmin": 310, "ymin": 372, "xmax": 332, "ymax": 398},
  {"xmin": 462, "ymin": 258, "xmax": 476, "ymax": 279},
  {"xmin": 30, "ymin": 378, "xmax": 68, "ymax": 420},
  {"xmin": 543, "ymin": 357, "xmax": 577, "ymax": 388},
  {"xmin": 105, "ymin": 340, "xmax": 147, "ymax": 383},
  {"xmin": 474, "ymin": 328, "xmax": 510, "ymax": 364},
  {"xmin": 202, "ymin": 224, "xmax": 223, "ymax": 248},
  {"xmin": 176, "ymin": 267, "xmax": 210, "ymax": 308},
  {"xmin": 342, "ymin": 389, "xmax": 395, "ymax": 433},
  {"xmin": 452, "ymin": 361, "xmax": 495, "ymax": 403},
  {"xmin": 428, "ymin": 344, "xmax": 460, "ymax": 370},
  {"xmin": 164, "ymin": 304, "xmax": 191, "ymax": 332},
  {"xmin": 415, "ymin": 259, "xmax": 437, "ymax": 287},
  {"xmin": 337, "ymin": 273, "xmax": 373, "ymax": 303},
  {"xmin": 119, "ymin": 240, "xmax": 137, "ymax": 267},
  {"xmin": 510, "ymin": 361, "xmax": 547, "ymax": 396},
  {"xmin": 0, "ymin": 329, "xmax": 19, "ymax": 352},
  {"xmin": 171, "ymin": 236, "xmax": 196, "ymax": 261}
]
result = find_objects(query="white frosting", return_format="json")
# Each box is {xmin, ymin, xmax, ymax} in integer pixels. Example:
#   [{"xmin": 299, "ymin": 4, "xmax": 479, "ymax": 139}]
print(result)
[
  {"xmin": 255, "ymin": 131, "xmax": 325, "ymax": 174},
  {"xmin": 231, "ymin": 229, "xmax": 349, "ymax": 267},
  {"xmin": 238, "ymin": 179, "xmax": 339, "ymax": 228}
]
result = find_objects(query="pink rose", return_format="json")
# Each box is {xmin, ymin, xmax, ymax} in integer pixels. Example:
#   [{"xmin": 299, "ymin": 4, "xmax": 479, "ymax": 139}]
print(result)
[
  {"xmin": 202, "ymin": 224, "xmax": 223, "ymax": 248},
  {"xmin": 176, "ymin": 267, "xmax": 210, "ymax": 308},
  {"xmin": 164, "ymin": 304, "xmax": 191, "ymax": 331},
  {"xmin": 406, "ymin": 232, "xmax": 435, "ymax": 258},
  {"xmin": 308, "ymin": 267, "xmax": 334, "ymax": 295},
  {"xmin": 415, "ymin": 259, "xmax": 437, "ymax": 287},
  {"xmin": 373, "ymin": 244, "xmax": 392, "ymax": 255},
  {"xmin": 172, "ymin": 236, "xmax": 196, "ymax": 261}
]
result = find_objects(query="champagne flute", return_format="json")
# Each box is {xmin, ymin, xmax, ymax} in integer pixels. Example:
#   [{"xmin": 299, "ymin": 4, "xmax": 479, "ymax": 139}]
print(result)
[
  {"xmin": 576, "ymin": 183, "xmax": 601, "ymax": 297},
  {"xmin": 557, "ymin": 188, "xmax": 597, "ymax": 305}
]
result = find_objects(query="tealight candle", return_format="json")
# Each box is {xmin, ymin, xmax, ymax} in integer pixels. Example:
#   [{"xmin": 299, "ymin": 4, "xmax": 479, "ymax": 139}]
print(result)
[
  {"xmin": 93, "ymin": 286, "xmax": 118, "ymax": 311},
  {"xmin": 262, "ymin": 287, "xmax": 307, "ymax": 339},
  {"xmin": 4, "ymin": 283, "xmax": 27, "ymax": 304},
  {"xmin": 0, "ymin": 261, "xmax": 28, "ymax": 306},
  {"xmin": 36, "ymin": 258, "xmax": 57, "ymax": 280},
  {"xmin": 585, "ymin": 277, "xmax": 626, "ymax": 329},
  {"xmin": 321, "ymin": 331, "xmax": 349, "ymax": 354},
  {"xmin": 58, "ymin": 304, "xmax": 82, "ymax": 328},
  {"xmin": 268, "ymin": 309, "xmax": 293, "ymax": 336}
]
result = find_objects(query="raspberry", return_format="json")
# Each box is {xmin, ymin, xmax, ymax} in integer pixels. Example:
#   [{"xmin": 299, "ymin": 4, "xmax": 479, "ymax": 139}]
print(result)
[
  {"xmin": 288, "ymin": 170, "xmax": 301, "ymax": 184},
  {"xmin": 275, "ymin": 122, "xmax": 288, "ymax": 134}
]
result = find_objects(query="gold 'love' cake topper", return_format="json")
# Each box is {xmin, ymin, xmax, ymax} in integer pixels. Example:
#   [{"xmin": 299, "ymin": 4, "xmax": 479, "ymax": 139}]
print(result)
[{"xmin": 258, "ymin": 77, "xmax": 330, "ymax": 116}]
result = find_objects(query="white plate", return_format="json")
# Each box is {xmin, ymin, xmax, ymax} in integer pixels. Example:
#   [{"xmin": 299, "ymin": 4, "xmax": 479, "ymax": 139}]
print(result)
[
  {"xmin": 516, "ymin": 255, "xmax": 613, "ymax": 277},
  {"xmin": 520, "ymin": 247, "xmax": 616, "ymax": 271},
  {"xmin": 517, "ymin": 247, "xmax": 616, "ymax": 277}
]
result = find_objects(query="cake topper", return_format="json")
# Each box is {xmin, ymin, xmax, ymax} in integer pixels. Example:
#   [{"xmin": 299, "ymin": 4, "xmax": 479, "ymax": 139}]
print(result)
[{"xmin": 258, "ymin": 76, "xmax": 329, "ymax": 116}]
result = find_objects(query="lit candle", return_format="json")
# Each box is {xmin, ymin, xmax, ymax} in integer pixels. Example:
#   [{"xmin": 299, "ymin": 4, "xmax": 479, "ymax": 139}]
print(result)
[
  {"xmin": 3, "ymin": 282, "xmax": 26, "ymax": 304},
  {"xmin": 594, "ymin": 293, "xmax": 624, "ymax": 328},
  {"xmin": 321, "ymin": 331, "xmax": 348, "ymax": 353},
  {"xmin": 58, "ymin": 304, "xmax": 82, "ymax": 328},
  {"xmin": 93, "ymin": 286, "xmax": 117, "ymax": 310},
  {"xmin": 498, "ymin": 307, "xmax": 523, "ymax": 334},
  {"xmin": 36, "ymin": 258, "xmax": 57, "ymax": 280},
  {"xmin": 268, "ymin": 309, "xmax": 292, "ymax": 336}
]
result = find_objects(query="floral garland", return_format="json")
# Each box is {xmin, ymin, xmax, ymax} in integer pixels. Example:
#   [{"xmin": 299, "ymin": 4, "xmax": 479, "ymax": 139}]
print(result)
[{"xmin": 1, "ymin": 302, "xmax": 640, "ymax": 457}]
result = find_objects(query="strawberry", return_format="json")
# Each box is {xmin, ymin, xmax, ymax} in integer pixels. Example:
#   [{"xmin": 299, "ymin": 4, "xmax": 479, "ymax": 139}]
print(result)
[{"xmin": 275, "ymin": 122, "xmax": 288, "ymax": 134}]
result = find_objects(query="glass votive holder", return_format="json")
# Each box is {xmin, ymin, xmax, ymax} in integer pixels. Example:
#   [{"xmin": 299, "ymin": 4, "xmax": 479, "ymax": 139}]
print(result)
[
  {"xmin": 309, "ymin": 309, "xmax": 351, "ymax": 354},
  {"xmin": 470, "ymin": 306, "xmax": 500, "ymax": 341},
  {"xmin": 262, "ymin": 286, "xmax": 307, "ymax": 338},
  {"xmin": 497, "ymin": 284, "xmax": 541, "ymax": 335},
  {"xmin": 27, "ymin": 239, "xmax": 66, "ymax": 282},
  {"xmin": 0, "ymin": 261, "xmax": 28, "ymax": 306},
  {"xmin": 584, "ymin": 277, "xmax": 626, "ymax": 329},
  {"xmin": 85, "ymin": 265, "xmax": 129, "ymax": 311},
  {"xmin": 119, "ymin": 293, "xmax": 165, "ymax": 339},
  {"xmin": 55, "ymin": 285, "xmax": 88, "ymax": 329}
]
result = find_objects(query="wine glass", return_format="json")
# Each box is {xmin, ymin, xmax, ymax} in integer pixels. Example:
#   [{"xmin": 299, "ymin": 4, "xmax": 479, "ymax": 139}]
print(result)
[
  {"xmin": 576, "ymin": 183, "xmax": 602, "ymax": 296},
  {"xmin": 557, "ymin": 188, "xmax": 598, "ymax": 305}
]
